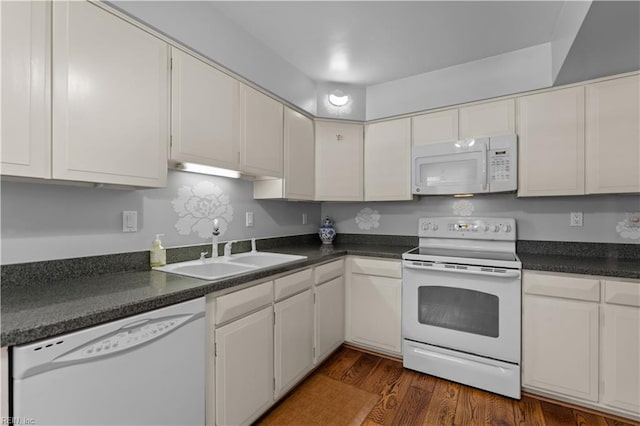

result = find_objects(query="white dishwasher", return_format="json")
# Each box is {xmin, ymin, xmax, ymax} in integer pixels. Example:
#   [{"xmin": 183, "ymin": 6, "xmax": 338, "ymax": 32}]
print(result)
[{"xmin": 12, "ymin": 297, "xmax": 205, "ymax": 426}]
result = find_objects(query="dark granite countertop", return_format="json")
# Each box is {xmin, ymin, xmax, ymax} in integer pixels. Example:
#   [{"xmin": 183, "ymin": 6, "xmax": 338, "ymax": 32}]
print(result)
[
  {"xmin": 519, "ymin": 253, "xmax": 640, "ymax": 279},
  {"xmin": 2, "ymin": 236, "xmax": 637, "ymax": 347},
  {"xmin": 1, "ymin": 242, "xmax": 411, "ymax": 347},
  {"xmin": 517, "ymin": 240, "xmax": 640, "ymax": 279}
]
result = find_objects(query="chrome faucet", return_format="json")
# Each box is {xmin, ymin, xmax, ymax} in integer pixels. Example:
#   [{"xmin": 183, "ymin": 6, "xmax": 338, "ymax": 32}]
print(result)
[
  {"xmin": 224, "ymin": 240, "xmax": 236, "ymax": 257},
  {"xmin": 212, "ymin": 219, "xmax": 220, "ymax": 258}
]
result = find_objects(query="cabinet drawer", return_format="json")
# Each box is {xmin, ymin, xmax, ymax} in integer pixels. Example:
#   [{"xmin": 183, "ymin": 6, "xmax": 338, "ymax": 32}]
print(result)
[
  {"xmin": 274, "ymin": 268, "xmax": 312, "ymax": 301},
  {"xmin": 351, "ymin": 257, "xmax": 402, "ymax": 279},
  {"xmin": 605, "ymin": 279, "xmax": 640, "ymax": 307},
  {"xmin": 314, "ymin": 259, "xmax": 344, "ymax": 284},
  {"xmin": 523, "ymin": 271, "xmax": 599, "ymax": 302},
  {"xmin": 215, "ymin": 281, "xmax": 273, "ymax": 325}
]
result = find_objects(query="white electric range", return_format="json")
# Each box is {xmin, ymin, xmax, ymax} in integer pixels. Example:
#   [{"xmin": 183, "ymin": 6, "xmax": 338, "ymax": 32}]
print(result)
[{"xmin": 402, "ymin": 217, "xmax": 522, "ymax": 399}]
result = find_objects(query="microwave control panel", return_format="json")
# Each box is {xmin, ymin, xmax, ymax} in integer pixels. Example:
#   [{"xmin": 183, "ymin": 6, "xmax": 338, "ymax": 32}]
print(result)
[
  {"xmin": 488, "ymin": 135, "xmax": 517, "ymax": 192},
  {"xmin": 490, "ymin": 149, "xmax": 511, "ymax": 182}
]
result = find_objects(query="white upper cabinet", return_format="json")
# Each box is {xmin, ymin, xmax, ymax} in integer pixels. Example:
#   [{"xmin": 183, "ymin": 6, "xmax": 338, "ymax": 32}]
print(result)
[
  {"xmin": 315, "ymin": 121, "xmax": 364, "ymax": 201},
  {"xmin": 170, "ymin": 47, "xmax": 239, "ymax": 171},
  {"xmin": 254, "ymin": 107, "xmax": 315, "ymax": 200},
  {"xmin": 586, "ymin": 75, "xmax": 640, "ymax": 194},
  {"xmin": 517, "ymin": 86, "xmax": 585, "ymax": 197},
  {"xmin": 1, "ymin": 1, "xmax": 51, "ymax": 179},
  {"xmin": 412, "ymin": 109, "xmax": 458, "ymax": 146},
  {"xmin": 240, "ymin": 84, "xmax": 284, "ymax": 178},
  {"xmin": 459, "ymin": 99, "xmax": 516, "ymax": 139},
  {"xmin": 284, "ymin": 108, "xmax": 315, "ymax": 200},
  {"xmin": 52, "ymin": 1, "xmax": 169, "ymax": 187},
  {"xmin": 364, "ymin": 118, "xmax": 412, "ymax": 201}
]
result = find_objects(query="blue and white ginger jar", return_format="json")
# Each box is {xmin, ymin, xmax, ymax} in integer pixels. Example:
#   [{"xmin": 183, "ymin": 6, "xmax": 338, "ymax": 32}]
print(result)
[{"xmin": 319, "ymin": 217, "xmax": 336, "ymax": 245}]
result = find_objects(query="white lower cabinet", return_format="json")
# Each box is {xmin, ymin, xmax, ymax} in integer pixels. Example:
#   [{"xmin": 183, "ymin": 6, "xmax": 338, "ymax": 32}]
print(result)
[
  {"xmin": 315, "ymin": 276, "xmax": 345, "ymax": 363},
  {"xmin": 601, "ymin": 280, "xmax": 640, "ymax": 414},
  {"xmin": 523, "ymin": 294, "xmax": 599, "ymax": 401},
  {"xmin": 274, "ymin": 289, "xmax": 314, "ymax": 398},
  {"xmin": 208, "ymin": 260, "xmax": 346, "ymax": 425},
  {"xmin": 215, "ymin": 306, "xmax": 273, "ymax": 426},
  {"xmin": 346, "ymin": 257, "xmax": 402, "ymax": 355},
  {"xmin": 523, "ymin": 271, "xmax": 640, "ymax": 421}
]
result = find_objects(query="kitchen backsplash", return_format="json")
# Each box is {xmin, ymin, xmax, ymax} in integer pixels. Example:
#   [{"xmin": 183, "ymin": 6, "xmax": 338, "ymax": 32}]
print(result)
[
  {"xmin": 322, "ymin": 193, "xmax": 640, "ymax": 244},
  {"xmin": 1, "ymin": 171, "xmax": 321, "ymax": 264},
  {"xmin": 3, "ymin": 173, "xmax": 638, "ymax": 265}
]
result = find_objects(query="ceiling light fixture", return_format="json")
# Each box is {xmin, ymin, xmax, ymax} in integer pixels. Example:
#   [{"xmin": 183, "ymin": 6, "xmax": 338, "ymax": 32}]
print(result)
[
  {"xmin": 174, "ymin": 162, "xmax": 241, "ymax": 179},
  {"xmin": 328, "ymin": 90, "xmax": 350, "ymax": 107}
]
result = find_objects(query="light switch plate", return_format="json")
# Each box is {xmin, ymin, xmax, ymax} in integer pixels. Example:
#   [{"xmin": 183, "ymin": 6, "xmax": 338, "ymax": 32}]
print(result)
[
  {"xmin": 246, "ymin": 211, "xmax": 254, "ymax": 227},
  {"xmin": 122, "ymin": 211, "xmax": 137, "ymax": 232},
  {"xmin": 570, "ymin": 212, "xmax": 583, "ymax": 227}
]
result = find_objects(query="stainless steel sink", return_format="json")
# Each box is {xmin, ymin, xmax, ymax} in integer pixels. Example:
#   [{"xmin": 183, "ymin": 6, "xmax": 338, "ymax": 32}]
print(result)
[{"xmin": 154, "ymin": 252, "xmax": 307, "ymax": 280}]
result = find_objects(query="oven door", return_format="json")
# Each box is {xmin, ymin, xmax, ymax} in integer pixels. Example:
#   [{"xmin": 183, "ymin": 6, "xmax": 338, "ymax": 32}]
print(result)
[{"xmin": 402, "ymin": 260, "xmax": 521, "ymax": 363}]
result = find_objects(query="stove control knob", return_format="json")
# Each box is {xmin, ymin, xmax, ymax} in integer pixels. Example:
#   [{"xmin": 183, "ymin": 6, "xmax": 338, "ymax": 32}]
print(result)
[
  {"xmin": 432, "ymin": 224, "xmax": 439, "ymax": 231},
  {"xmin": 491, "ymin": 224, "xmax": 500, "ymax": 232},
  {"xmin": 501, "ymin": 224, "xmax": 512, "ymax": 233},
  {"xmin": 482, "ymin": 224, "xmax": 489, "ymax": 232},
  {"xmin": 423, "ymin": 222, "xmax": 431, "ymax": 231}
]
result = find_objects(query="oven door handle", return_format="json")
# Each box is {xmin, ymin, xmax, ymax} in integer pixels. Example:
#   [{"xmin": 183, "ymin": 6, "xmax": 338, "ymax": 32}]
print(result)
[{"xmin": 403, "ymin": 262, "xmax": 521, "ymax": 278}]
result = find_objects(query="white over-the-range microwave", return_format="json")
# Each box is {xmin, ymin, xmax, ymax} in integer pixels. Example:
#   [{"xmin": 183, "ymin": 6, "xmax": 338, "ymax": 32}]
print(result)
[{"xmin": 412, "ymin": 134, "xmax": 517, "ymax": 195}]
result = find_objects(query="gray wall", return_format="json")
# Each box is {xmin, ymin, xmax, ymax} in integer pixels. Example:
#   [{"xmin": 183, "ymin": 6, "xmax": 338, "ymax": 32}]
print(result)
[
  {"xmin": 1, "ymin": 171, "xmax": 321, "ymax": 264},
  {"xmin": 108, "ymin": 1, "xmax": 318, "ymax": 115},
  {"xmin": 321, "ymin": 193, "xmax": 640, "ymax": 244},
  {"xmin": 554, "ymin": 1, "xmax": 640, "ymax": 86},
  {"xmin": 365, "ymin": 44, "xmax": 552, "ymax": 121}
]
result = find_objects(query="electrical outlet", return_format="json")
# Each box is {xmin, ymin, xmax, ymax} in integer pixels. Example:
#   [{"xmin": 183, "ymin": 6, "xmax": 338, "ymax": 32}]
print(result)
[
  {"xmin": 302, "ymin": 213, "xmax": 308, "ymax": 225},
  {"xmin": 122, "ymin": 211, "xmax": 137, "ymax": 232},
  {"xmin": 570, "ymin": 212, "xmax": 583, "ymax": 227},
  {"xmin": 246, "ymin": 211, "xmax": 254, "ymax": 227}
]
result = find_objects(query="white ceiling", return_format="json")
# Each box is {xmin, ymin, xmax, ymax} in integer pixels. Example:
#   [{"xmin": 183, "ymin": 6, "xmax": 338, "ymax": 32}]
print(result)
[{"xmin": 211, "ymin": 1, "xmax": 566, "ymax": 86}]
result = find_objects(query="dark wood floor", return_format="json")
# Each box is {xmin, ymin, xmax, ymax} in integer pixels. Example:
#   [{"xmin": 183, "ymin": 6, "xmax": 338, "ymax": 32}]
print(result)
[{"xmin": 258, "ymin": 346, "xmax": 638, "ymax": 426}]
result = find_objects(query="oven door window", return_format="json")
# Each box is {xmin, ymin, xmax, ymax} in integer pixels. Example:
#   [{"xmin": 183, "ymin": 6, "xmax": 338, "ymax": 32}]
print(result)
[{"xmin": 417, "ymin": 286, "xmax": 499, "ymax": 338}]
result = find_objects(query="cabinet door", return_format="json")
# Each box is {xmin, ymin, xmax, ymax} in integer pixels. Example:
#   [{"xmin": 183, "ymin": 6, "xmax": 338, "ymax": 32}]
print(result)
[
  {"xmin": 215, "ymin": 306, "xmax": 273, "ymax": 426},
  {"xmin": 348, "ymin": 274, "xmax": 402, "ymax": 354},
  {"xmin": 315, "ymin": 121, "xmax": 363, "ymax": 201},
  {"xmin": 517, "ymin": 87, "xmax": 585, "ymax": 196},
  {"xmin": 171, "ymin": 48, "xmax": 239, "ymax": 171},
  {"xmin": 274, "ymin": 289, "xmax": 314, "ymax": 398},
  {"xmin": 602, "ymin": 304, "xmax": 640, "ymax": 414},
  {"xmin": 240, "ymin": 84, "xmax": 283, "ymax": 177},
  {"xmin": 523, "ymin": 295, "xmax": 599, "ymax": 401},
  {"xmin": 0, "ymin": 0, "xmax": 50, "ymax": 178},
  {"xmin": 412, "ymin": 109, "xmax": 458, "ymax": 146},
  {"xmin": 52, "ymin": 1, "xmax": 168, "ymax": 187},
  {"xmin": 284, "ymin": 107, "xmax": 314, "ymax": 200},
  {"xmin": 315, "ymin": 276, "xmax": 345, "ymax": 363},
  {"xmin": 586, "ymin": 75, "xmax": 640, "ymax": 194},
  {"xmin": 459, "ymin": 99, "xmax": 515, "ymax": 139},
  {"xmin": 364, "ymin": 118, "xmax": 412, "ymax": 201}
]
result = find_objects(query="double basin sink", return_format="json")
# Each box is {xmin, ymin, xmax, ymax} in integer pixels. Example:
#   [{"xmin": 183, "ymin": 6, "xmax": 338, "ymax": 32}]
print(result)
[{"xmin": 154, "ymin": 251, "xmax": 307, "ymax": 281}]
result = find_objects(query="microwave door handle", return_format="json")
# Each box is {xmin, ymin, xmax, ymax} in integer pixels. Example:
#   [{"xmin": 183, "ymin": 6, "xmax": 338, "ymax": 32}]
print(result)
[{"xmin": 481, "ymin": 141, "xmax": 488, "ymax": 190}]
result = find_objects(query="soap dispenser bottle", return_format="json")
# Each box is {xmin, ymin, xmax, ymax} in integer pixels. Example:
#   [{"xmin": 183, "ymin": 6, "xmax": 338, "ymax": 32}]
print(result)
[{"xmin": 150, "ymin": 234, "xmax": 166, "ymax": 267}]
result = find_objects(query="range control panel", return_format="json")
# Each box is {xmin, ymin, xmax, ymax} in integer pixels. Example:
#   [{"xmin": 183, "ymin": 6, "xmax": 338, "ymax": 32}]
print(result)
[{"xmin": 418, "ymin": 217, "xmax": 516, "ymax": 240}]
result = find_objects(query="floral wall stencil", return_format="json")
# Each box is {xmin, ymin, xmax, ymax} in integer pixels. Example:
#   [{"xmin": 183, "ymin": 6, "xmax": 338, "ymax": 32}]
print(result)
[
  {"xmin": 452, "ymin": 199, "xmax": 475, "ymax": 216},
  {"xmin": 355, "ymin": 207, "xmax": 381, "ymax": 230},
  {"xmin": 616, "ymin": 213, "xmax": 640, "ymax": 240},
  {"xmin": 172, "ymin": 181, "xmax": 234, "ymax": 238}
]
